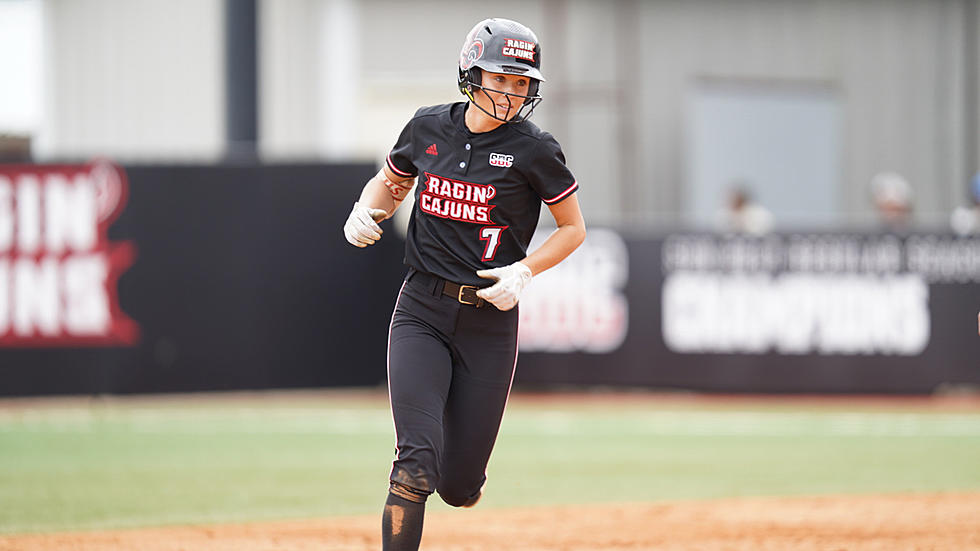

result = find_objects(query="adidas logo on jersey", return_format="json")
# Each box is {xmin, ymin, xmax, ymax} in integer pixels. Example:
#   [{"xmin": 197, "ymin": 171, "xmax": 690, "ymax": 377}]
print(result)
[
  {"xmin": 489, "ymin": 153, "xmax": 513, "ymax": 167},
  {"xmin": 426, "ymin": 144, "xmax": 438, "ymax": 155}
]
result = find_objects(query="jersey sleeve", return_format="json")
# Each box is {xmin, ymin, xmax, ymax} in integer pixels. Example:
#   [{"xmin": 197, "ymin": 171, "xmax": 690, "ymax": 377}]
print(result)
[
  {"xmin": 525, "ymin": 134, "xmax": 579, "ymax": 205},
  {"xmin": 385, "ymin": 112, "xmax": 419, "ymax": 178}
]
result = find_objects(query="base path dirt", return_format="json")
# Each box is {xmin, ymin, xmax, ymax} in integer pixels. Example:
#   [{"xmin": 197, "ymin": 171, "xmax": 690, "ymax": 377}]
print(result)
[{"xmin": 3, "ymin": 493, "xmax": 978, "ymax": 551}]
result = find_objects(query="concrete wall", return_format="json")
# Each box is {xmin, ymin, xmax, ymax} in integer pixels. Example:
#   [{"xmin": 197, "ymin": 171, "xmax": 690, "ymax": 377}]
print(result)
[
  {"xmin": 31, "ymin": 0, "xmax": 979, "ymax": 229},
  {"xmin": 37, "ymin": 0, "xmax": 225, "ymax": 161}
]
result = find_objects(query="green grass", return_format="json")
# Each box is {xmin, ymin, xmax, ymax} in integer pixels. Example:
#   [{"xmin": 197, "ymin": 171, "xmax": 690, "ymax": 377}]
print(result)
[{"xmin": 0, "ymin": 391, "xmax": 977, "ymax": 534}]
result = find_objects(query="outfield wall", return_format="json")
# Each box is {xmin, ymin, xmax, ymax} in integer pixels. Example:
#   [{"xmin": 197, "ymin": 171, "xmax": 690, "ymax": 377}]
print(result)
[
  {"xmin": 0, "ymin": 162, "xmax": 402, "ymax": 395},
  {"xmin": 515, "ymin": 230, "xmax": 980, "ymax": 393},
  {"xmin": 0, "ymin": 162, "xmax": 977, "ymax": 396}
]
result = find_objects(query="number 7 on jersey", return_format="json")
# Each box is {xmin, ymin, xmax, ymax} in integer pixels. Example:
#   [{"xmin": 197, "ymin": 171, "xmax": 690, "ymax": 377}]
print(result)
[{"xmin": 478, "ymin": 226, "xmax": 508, "ymax": 261}]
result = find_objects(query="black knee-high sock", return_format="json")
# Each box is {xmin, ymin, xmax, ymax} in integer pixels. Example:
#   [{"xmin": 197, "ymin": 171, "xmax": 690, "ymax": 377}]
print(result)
[{"xmin": 382, "ymin": 492, "xmax": 425, "ymax": 551}]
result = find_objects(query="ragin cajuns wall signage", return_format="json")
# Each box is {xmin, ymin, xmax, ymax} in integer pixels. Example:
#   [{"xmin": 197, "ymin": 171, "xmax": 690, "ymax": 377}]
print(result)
[{"xmin": 0, "ymin": 160, "xmax": 138, "ymax": 346}]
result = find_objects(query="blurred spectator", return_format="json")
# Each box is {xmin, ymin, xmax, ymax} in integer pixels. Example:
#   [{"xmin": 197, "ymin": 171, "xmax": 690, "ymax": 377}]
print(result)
[
  {"xmin": 870, "ymin": 171, "xmax": 913, "ymax": 232},
  {"xmin": 950, "ymin": 172, "xmax": 980, "ymax": 236},
  {"xmin": 718, "ymin": 184, "xmax": 773, "ymax": 235}
]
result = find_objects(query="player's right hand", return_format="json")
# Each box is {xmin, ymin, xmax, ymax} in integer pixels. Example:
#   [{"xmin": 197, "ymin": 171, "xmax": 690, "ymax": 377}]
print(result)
[{"xmin": 344, "ymin": 201, "xmax": 388, "ymax": 247}]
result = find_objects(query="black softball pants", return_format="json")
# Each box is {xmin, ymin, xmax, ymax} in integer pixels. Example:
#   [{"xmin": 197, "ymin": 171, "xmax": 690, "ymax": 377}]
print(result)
[{"xmin": 386, "ymin": 269, "xmax": 519, "ymax": 506}]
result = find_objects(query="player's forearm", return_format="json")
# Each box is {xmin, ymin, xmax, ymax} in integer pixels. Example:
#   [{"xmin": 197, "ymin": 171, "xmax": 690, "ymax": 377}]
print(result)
[
  {"xmin": 521, "ymin": 221, "xmax": 586, "ymax": 276},
  {"xmin": 357, "ymin": 168, "xmax": 416, "ymax": 219},
  {"xmin": 357, "ymin": 174, "xmax": 397, "ymax": 216}
]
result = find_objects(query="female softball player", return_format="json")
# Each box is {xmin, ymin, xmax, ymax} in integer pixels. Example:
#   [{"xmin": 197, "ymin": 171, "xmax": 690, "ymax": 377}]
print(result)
[{"xmin": 343, "ymin": 18, "xmax": 586, "ymax": 551}]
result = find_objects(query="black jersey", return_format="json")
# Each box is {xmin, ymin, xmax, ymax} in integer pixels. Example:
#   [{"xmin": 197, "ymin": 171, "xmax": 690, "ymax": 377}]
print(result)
[{"xmin": 386, "ymin": 102, "xmax": 578, "ymax": 286}]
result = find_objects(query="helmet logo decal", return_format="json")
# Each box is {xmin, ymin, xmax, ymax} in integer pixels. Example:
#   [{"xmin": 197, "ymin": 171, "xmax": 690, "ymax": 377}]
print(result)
[
  {"xmin": 501, "ymin": 38, "xmax": 535, "ymax": 62},
  {"xmin": 460, "ymin": 38, "xmax": 485, "ymax": 71}
]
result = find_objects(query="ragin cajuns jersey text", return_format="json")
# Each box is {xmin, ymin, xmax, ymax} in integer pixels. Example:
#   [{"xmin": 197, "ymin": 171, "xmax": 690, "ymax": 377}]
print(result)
[{"xmin": 417, "ymin": 173, "xmax": 497, "ymax": 224}]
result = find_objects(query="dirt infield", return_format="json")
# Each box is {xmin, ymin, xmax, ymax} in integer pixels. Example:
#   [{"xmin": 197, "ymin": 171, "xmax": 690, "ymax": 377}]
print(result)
[{"xmin": 3, "ymin": 493, "xmax": 978, "ymax": 551}]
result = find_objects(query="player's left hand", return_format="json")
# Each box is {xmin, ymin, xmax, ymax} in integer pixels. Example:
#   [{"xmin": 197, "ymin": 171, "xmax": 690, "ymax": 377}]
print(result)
[{"xmin": 475, "ymin": 261, "xmax": 532, "ymax": 311}]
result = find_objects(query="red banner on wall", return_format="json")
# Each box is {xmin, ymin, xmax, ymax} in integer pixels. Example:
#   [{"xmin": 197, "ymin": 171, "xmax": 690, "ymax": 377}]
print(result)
[{"xmin": 0, "ymin": 160, "xmax": 139, "ymax": 347}]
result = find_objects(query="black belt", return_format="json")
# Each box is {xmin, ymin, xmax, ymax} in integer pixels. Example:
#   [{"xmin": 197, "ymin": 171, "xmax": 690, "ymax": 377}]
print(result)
[{"xmin": 411, "ymin": 271, "xmax": 488, "ymax": 308}]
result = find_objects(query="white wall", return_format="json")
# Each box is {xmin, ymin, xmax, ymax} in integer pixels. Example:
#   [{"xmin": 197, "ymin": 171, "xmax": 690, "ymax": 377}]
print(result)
[
  {"xmin": 631, "ymin": 0, "xmax": 969, "ymax": 228},
  {"xmin": 37, "ymin": 0, "xmax": 225, "ymax": 161},
  {"xmin": 260, "ymin": 0, "xmax": 544, "ymax": 163},
  {"xmin": 24, "ymin": 0, "xmax": 978, "ymax": 229},
  {"xmin": 0, "ymin": 0, "xmax": 43, "ymax": 135}
]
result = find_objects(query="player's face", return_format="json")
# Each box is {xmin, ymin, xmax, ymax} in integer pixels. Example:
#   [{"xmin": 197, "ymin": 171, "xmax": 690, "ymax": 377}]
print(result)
[{"xmin": 475, "ymin": 72, "xmax": 531, "ymax": 122}]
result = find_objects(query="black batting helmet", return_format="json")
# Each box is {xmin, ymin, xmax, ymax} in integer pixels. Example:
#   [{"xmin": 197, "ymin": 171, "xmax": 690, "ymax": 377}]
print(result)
[{"xmin": 457, "ymin": 18, "xmax": 544, "ymax": 122}]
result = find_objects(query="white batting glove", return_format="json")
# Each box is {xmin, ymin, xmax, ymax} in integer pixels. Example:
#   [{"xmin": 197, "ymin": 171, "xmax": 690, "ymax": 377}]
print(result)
[
  {"xmin": 343, "ymin": 201, "xmax": 388, "ymax": 247},
  {"xmin": 475, "ymin": 261, "xmax": 532, "ymax": 311}
]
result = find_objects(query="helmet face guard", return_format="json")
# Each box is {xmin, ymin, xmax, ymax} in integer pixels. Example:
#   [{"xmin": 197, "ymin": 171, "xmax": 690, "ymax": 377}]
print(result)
[
  {"xmin": 457, "ymin": 18, "xmax": 545, "ymax": 123},
  {"xmin": 460, "ymin": 67, "xmax": 543, "ymax": 123}
]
